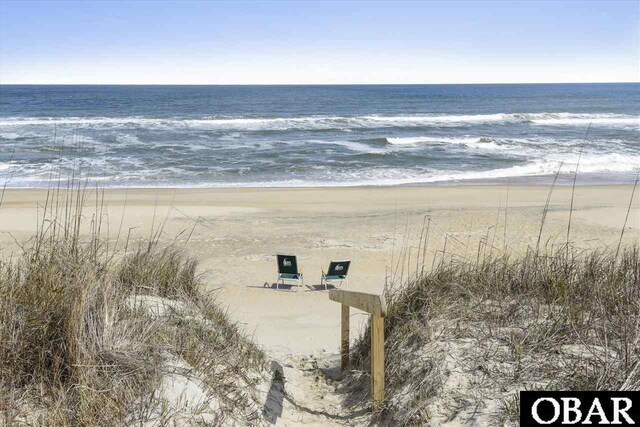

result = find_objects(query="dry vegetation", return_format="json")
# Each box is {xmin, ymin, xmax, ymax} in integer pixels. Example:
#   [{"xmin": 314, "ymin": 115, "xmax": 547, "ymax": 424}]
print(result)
[
  {"xmin": 0, "ymin": 185, "xmax": 267, "ymax": 426},
  {"xmin": 347, "ymin": 245, "xmax": 640, "ymax": 425}
]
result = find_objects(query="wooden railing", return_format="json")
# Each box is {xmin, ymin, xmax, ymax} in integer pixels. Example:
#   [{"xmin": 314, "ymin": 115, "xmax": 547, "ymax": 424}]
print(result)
[{"xmin": 329, "ymin": 289, "xmax": 387, "ymax": 411}]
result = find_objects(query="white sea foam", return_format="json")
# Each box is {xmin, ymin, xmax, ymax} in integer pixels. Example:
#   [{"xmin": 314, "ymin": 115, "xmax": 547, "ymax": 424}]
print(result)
[
  {"xmin": 266, "ymin": 154, "xmax": 640, "ymax": 187},
  {"xmin": 3, "ymin": 152, "xmax": 637, "ymax": 188},
  {"xmin": 1, "ymin": 113, "xmax": 637, "ymax": 130},
  {"xmin": 323, "ymin": 154, "xmax": 639, "ymax": 187},
  {"xmin": 0, "ymin": 132, "xmax": 22, "ymax": 140},
  {"xmin": 386, "ymin": 136, "xmax": 511, "ymax": 151},
  {"xmin": 529, "ymin": 113, "xmax": 640, "ymax": 127},
  {"xmin": 559, "ymin": 153, "xmax": 640, "ymax": 173},
  {"xmin": 306, "ymin": 139, "xmax": 387, "ymax": 154},
  {"xmin": 360, "ymin": 113, "xmax": 511, "ymax": 125},
  {"xmin": 385, "ymin": 136, "xmax": 432, "ymax": 145}
]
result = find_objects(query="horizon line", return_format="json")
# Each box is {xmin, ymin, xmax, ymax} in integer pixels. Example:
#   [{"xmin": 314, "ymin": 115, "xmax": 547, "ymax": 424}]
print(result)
[{"xmin": 1, "ymin": 81, "xmax": 639, "ymax": 86}]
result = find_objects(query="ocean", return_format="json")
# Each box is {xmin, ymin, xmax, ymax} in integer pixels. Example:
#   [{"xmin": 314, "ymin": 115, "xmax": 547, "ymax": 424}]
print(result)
[{"xmin": 0, "ymin": 83, "xmax": 638, "ymax": 188}]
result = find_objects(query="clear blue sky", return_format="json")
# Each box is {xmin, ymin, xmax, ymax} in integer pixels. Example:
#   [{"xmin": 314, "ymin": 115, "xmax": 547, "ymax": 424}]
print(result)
[{"xmin": 0, "ymin": 0, "xmax": 638, "ymax": 84}]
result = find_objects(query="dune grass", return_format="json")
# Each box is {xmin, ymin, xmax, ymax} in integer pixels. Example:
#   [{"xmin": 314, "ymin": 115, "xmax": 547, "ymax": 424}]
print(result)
[
  {"xmin": 0, "ymin": 184, "xmax": 266, "ymax": 426},
  {"xmin": 348, "ymin": 245, "xmax": 639, "ymax": 424}
]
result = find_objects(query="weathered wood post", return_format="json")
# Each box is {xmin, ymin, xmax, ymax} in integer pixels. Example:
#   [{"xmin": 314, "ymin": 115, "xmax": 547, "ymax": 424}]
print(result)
[
  {"xmin": 341, "ymin": 304, "xmax": 350, "ymax": 370},
  {"xmin": 329, "ymin": 289, "xmax": 387, "ymax": 412},
  {"xmin": 370, "ymin": 314, "xmax": 384, "ymax": 410}
]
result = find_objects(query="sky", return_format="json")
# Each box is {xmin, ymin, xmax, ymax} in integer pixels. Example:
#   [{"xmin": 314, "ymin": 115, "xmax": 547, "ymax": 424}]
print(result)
[{"xmin": 0, "ymin": 0, "xmax": 638, "ymax": 84}]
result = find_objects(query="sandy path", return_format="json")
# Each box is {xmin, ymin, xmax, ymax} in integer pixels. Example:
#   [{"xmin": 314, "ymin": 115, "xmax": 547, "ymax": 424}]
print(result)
[{"xmin": 261, "ymin": 353, "xmax": 367, "ymax": 426}]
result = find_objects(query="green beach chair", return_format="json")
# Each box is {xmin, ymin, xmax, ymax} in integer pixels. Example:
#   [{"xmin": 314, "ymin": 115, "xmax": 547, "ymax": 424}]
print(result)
[
  {"xmin": 276, "ymin": 254, "xmax": 303, "ymax": 290},
  {"xmin": 320, "ymin": 260, "xmax": 350, "ymax": 290}
]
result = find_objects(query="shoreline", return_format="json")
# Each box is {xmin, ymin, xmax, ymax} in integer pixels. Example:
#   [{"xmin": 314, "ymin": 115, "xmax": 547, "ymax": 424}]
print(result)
[
  {"xmin": 2, "ymin": 182, "xmax": 636, "ymax": 193},
  {"xmin": 2, "ymin": 177, "xmax": 638, "ymax": 191},
  {"xmin": 3, "ymin": 170, "xmax": 638, "ymax": 190}
]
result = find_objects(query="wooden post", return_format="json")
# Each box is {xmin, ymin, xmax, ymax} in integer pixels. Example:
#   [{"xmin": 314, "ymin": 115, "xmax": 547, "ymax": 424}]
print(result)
[
  {"xmin": 329, "ymin": 289, "xmax": 386, "ymax": 413},
  {"xmin": 341, "ymin": 304, "xmax": 350, "ymax": 370},
  {"xmin": 371, "ymin": 315, "xmax": 385, "ymax": 411}
]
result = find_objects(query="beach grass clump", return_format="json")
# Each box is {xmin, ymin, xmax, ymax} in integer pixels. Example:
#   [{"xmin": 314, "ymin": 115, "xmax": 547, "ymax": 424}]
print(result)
[
  {"xmin": 348, "ymin": 246, "xmax": 640, "ymax": 425},
  {"xmin": 0, "ymin": 229, "xmax": 156, "ymax": 425},
  {"xmin": 0, "ymin": 188, "xmax": 266, "ymax": 426},
  {"xmin": 117, "ymin": 244, "xmax": 200, "ymax": 298}
]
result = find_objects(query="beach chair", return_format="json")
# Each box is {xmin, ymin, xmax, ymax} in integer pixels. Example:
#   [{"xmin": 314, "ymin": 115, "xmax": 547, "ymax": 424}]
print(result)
[
  {"xmin": 320, "ymin": 260, "xmax": 350, "ymax": 290},
  {"xmin": 276, "ymin": 254, "xmax": 303, "ymax": 290}
]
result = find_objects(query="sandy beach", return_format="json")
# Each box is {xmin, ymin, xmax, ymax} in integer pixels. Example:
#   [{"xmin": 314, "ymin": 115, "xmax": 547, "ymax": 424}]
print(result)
[{"xmin": 1, "ymin": 184, "xmax": 637, "ymax": 358}]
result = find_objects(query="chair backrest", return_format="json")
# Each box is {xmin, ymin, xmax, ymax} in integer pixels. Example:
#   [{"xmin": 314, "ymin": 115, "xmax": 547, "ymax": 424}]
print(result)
[
  {"xmin": 277, "ymin": 254, "xmax": 299, "ymax": 275},
  {"xmin": 327, "ymin": 260, "xmax": 350, "ymax": 277}
]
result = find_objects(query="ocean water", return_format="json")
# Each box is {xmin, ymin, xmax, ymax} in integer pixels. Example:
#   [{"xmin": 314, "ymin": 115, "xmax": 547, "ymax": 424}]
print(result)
[{"xmin": 0, "ymin": 84, "xmax": 638, "ymax": 187}]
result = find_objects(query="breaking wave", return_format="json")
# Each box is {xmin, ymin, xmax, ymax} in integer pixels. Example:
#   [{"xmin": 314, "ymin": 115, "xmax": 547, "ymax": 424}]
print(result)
[{"xmin": 1, "ymin": 112, "xmax": 637, "ymax": 131}]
